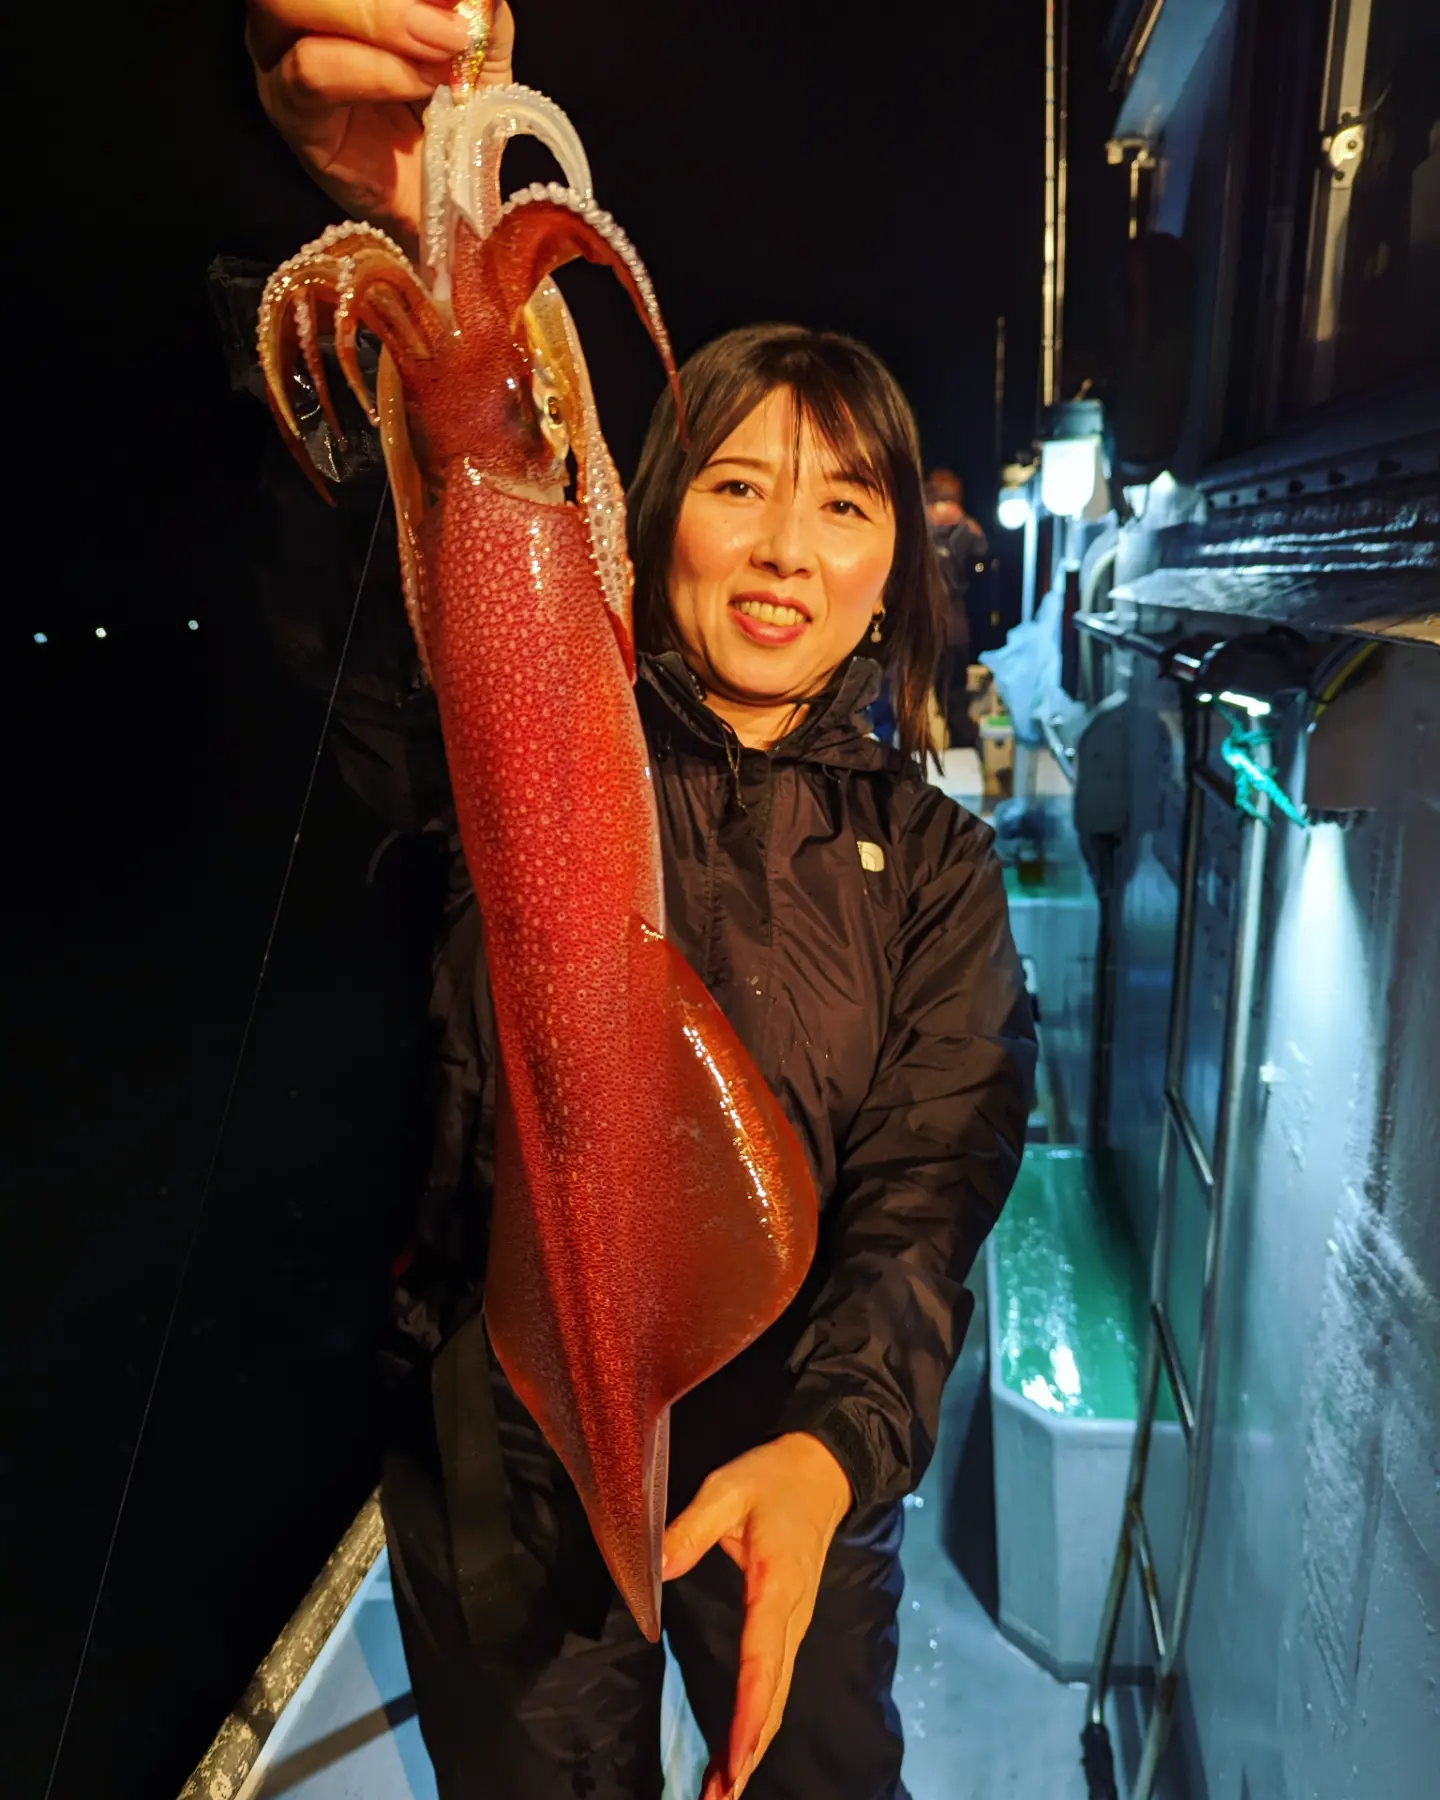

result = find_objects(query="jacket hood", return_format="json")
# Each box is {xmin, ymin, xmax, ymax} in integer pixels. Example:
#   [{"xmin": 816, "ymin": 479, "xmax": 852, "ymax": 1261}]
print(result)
[{"xmin": 637, "ymin": 652, "xmax": 893, "ymax": 772}]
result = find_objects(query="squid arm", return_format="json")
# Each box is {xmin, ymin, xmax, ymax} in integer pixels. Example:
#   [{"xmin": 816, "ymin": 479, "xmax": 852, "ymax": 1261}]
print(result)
[
  {"xmin": 375, "ymin": 348, "xmax": 436, "ymax": 685},
  {"xmin": 257, "ymin": 222, "xmax": 445, "ymax": 502}
]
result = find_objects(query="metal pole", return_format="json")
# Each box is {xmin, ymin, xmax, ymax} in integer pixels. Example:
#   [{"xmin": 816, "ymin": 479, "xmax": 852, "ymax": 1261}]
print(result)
[
  {"xmin": 1041, "ymin": 0, "xmax": 1058, "ymax": 416},
  {"xmin": 1085, "ymin": 699, "xmax": 1207, "ymax": 1738},
  {"xmin": 1086, "ymin": 838, "xmax": 1118, "ymax": 1153},
  {"xmin": 1056, "ymin": 0, "xmax": 1071, "ymax": 400},
  {"xmin": 1011, "ymin": 489, "xmax": 1043, "ymax": 803},
  {"xmin": 1021, "ymin": 485, "xmax": 1040, "ymax": 626},
  {"xmin": 1131, "ymin": 737, "xmax": 1274, "ymax": 1798}
]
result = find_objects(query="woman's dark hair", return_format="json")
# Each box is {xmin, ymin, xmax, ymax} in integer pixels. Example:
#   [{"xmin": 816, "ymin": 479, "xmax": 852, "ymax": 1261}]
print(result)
[{"xmin": 626, "ymin": 323, "xmax": 946, "ymax": 766}]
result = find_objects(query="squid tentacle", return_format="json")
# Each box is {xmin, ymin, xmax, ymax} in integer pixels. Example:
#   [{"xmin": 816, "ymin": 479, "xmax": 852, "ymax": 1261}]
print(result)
[
  {"xmin": 486, "ymin": 184, "xmax": 683, "ymax": 432},
  {"xmin": 333, "ymin": 271, "xmax": 443, "ymax": 425},
  {"xmin": 523, "ymin": 279, "xmax": 634, "ymax": 668},
  {"xmin": 424, "ymin": 81, "xmax": 594, "ymax": 302},
  {"xmin": 291, "ymin": 286, "xmax": 346, "ymax": 447},
  {"xmin": 259, "ymin": 228, "xmax": 447, "ymax": 476},
  {"xmin": 376, "ymin": 349, "xmax": 436, "ymax": 688},
  {"xmin": 459, "ymin": 84, "xmax": 594, "ymax": 240}
]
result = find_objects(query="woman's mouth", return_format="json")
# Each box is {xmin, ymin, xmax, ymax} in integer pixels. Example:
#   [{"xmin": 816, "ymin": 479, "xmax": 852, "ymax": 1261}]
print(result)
[{"xmin": 729, "ymin": 594, "xmax": 810, "ymax": 646}]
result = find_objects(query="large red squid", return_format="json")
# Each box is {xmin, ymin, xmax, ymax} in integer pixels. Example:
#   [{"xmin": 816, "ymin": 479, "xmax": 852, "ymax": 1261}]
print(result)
[{"xmin": 257, "ymin": 12, "xmax": 817, "ymax": 1638}]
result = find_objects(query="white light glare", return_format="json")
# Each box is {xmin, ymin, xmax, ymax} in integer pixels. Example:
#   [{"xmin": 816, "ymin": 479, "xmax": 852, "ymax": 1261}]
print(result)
[
  {"xmin": 188, "ymin": 619, "xmax": 199, "ymax": 631},
  {"xmin": 33, "ymin": 632, "xmax": 47, "ymax": 645},
  {"xmin": 997, "ymin": 490, "xmax": 1031, "ymax": 531},
  {"xmin": 1218, "ymin": 689, "xmax": 1273, "ymax": 718},
  {"xmin": 95, "ymin": 627, "xmax": 107, "ymax": 640}
]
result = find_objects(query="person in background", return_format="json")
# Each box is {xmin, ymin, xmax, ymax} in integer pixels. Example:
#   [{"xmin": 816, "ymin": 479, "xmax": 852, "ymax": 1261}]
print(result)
[{"xmin": 924, "ymin": 468, "xmax": 989, "ymax": 750}]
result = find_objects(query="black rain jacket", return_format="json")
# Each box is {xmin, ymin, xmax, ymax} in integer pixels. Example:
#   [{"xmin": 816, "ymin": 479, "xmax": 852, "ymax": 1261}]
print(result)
[
  {"xmin": 216, "ymin": 258, "xmax": 1034, "ymax": 1521},
  {"xmin": 408, "ymin": 650, "xmax": 1034, "ymax": 1519}
]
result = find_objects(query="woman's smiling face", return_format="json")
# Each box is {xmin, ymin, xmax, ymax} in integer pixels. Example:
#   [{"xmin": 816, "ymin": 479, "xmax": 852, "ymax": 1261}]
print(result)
[{"xmin": 665, "ymin": 387, "xmax": 897, "ymax": 710}]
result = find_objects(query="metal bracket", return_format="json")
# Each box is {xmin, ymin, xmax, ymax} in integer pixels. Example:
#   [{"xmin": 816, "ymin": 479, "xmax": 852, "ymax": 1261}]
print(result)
[
  {"xmin": 1106, "ymin": 136, "xmax": 1159, "ymax": 239},
  {"xmin": 1106, "ymin": 135, "xmax": 1158, "ymax": 169},
  {"xmin": 1322, "ymin": 117, "xmax": 1366, "ymax": 186}
]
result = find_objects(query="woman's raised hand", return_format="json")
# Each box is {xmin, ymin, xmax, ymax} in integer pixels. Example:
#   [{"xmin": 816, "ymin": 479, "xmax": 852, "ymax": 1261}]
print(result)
[{"xmin": 246, "ymin": 3, "xmax": 516, "ymax": 250}]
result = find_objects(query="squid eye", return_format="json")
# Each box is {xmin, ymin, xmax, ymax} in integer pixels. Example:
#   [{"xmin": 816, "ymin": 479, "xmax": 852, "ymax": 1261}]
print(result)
[{"xmin": 546, "ymin": 396, "xmax": 563, "ymax": 424}]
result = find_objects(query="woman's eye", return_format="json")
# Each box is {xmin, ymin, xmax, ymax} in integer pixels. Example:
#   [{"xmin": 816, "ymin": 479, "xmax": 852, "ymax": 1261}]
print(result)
[
  {"xmin": 827, "ymin": 498, "xmax": 869, "ymax": 518},
  {"xmin": 716, "ymin": 479, "xmax": 755, "ymax": 498}
]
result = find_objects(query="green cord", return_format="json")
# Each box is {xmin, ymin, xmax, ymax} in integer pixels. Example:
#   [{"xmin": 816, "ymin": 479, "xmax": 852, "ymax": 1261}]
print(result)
[{"xmin": 1217, "ymin": 714, "xmax": 1309, "ymax": 828}]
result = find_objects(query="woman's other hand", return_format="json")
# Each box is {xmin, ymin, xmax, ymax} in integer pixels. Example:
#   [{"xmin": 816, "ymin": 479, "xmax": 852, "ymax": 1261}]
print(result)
[
  {"xmin": 246, "ymin": 2, "xmax": 516, "ymax": 249},
  {"xmin": 662, "ymin": 1433, "xmax": 853, "ymax": 1799}
]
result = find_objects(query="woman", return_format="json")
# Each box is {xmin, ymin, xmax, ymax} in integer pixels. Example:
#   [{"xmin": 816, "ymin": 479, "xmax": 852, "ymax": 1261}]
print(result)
[{"xmin": 247, "ymin": 7, "xmax": 1034, "ymax": 1797}]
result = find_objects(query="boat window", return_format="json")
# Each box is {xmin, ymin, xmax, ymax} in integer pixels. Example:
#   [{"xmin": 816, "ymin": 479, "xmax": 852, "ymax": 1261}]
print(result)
[{"xmin": 1297, "ymin": 0, "xmax": 1440, "ymax": 405}]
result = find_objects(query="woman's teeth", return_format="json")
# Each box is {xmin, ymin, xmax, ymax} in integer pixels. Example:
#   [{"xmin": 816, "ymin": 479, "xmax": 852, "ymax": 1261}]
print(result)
[{"xmin": 734, "ymin": 598, "xmax": 806, "ymax": 626}]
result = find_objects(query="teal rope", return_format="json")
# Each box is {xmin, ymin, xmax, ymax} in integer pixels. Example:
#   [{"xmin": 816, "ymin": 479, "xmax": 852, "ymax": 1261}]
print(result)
[{"xmin": 1218, "ymin": 714, "xmax": 1309, "ymax": 829}]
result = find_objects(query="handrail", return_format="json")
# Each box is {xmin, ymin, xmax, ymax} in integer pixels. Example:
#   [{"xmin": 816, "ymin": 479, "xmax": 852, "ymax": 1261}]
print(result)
[
  {"xmin": 1041, "ymin": 714, "xmax": 1079, "ymax": 784},
  {"xmin": 1112, "ymin": 0, "xmax": 1167, "ymax": 91},
  {"xmin": 1074, "ymin": 611, "xmax": 1172, "ymax": 661},
  {"xmin": 178, "ymin": 1493, "xmax": 386, "ymax": 1800}
]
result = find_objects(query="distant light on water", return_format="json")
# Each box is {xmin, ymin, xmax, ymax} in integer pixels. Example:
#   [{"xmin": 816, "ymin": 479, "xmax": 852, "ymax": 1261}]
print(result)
[
  {"xmin": 188, "ymin": 619, "xmax": 199, "ymax": 631},
  {"xmin": 95, "ymin": 627, "xmax": 107, "ymax": 640},
  {"xmin": 33, "ymin": 632, "xmax": 47, "ymax": 645}
]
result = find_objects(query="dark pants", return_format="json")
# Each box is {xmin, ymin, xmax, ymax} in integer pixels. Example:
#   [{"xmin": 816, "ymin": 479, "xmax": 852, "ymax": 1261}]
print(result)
[{"xmin": 380, "ymin": 1359, "xmax": 909, "ymax": 1799}]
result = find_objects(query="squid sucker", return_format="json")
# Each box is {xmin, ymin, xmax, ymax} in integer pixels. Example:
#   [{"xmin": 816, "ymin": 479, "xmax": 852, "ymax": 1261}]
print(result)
[{"xmin": 257, "ymin": 24, "xmax": 818, "ymax": 1640}]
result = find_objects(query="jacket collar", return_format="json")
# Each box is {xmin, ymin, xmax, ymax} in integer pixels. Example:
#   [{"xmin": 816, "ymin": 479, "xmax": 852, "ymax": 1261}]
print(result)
[{"xmin": 637, "ymin": 651, "xmax": 889, "ymax": 770}]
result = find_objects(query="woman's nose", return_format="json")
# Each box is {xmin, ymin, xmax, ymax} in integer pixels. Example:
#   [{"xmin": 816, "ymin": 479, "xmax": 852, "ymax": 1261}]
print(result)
[{"xmin": 752, "ymin": 502, "xmax": 813, "ymax": 579}]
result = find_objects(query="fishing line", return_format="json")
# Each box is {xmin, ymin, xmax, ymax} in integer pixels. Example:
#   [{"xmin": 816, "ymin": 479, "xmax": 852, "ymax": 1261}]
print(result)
[{"xmin": 41, "ymin": 488, "xmax": 388, "ymax": 1800}]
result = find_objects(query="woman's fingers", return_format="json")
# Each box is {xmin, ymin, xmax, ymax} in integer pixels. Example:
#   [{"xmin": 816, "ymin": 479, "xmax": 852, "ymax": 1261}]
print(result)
[
  {"xmin": 728, "ymin": 1575, "xmax": 809, "ymax": 1795},
  {"xmin": 661, "ymin": 1472, "xmax": 746, "ymax": 1583},
  {"xmin": 278, "ymin": 37, "xmax": 450, "ymax": 108},
  {"xmin": 248, "ymin": 1, "xmax": 468, "ymax": 70}
]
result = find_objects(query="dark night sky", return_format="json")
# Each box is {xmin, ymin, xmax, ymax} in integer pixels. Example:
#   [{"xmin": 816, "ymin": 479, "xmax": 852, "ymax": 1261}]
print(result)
[{"xmin": 3, "ymin": 6, "xmax": 1123, "ymax": 1796}]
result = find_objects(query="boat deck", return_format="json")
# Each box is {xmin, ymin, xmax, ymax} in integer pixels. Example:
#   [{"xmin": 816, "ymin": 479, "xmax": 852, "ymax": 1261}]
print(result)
[
  {"xmin": 235, "ymin": 1270, "xmax": 1132, "ymax": 1800},
  {"xmin": 230, "ymin": 746, "xmax": 1145, "ymax": 1800}
]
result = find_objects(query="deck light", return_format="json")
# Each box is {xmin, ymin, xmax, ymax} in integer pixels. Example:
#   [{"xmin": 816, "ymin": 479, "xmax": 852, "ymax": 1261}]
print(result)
[
  {"xmin": 1163, "ymin": 627, "xmax": 1311, "ymax": 716},
  {"xmin": 997, "ymin": 459, "xmax": 1037, "ymax": 531},
  {"xmin": 1218, "ymin": 690, "xmax": 1272, "ymax": 718},
  {"xmin": 1039, "ymin": 399, "xmax": 1108, "ymax": 520},
  {"xmin": 997, "ymin": 490, "xmax": 1032, "ymax": 531},
  {"xmin": 95, "ymin": 627, "xmax": 107, "ymax": 639},
  {"xmin": 33, "ymin": 632, "xmax": 47, "ymax": 644},
  {"xmin": 1041, "ymin": 437, "xmax": 1102, "ymax": 518}
]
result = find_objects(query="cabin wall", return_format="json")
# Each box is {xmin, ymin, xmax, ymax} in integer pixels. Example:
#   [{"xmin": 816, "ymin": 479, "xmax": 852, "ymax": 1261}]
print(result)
[
  {"xmin": 1150, "ymin": 1, "xmax": 1240, "ymax": 480},
  {"xmin": 1105, "ymin": 636, "xmax": 1440, "ymax": 1800}
]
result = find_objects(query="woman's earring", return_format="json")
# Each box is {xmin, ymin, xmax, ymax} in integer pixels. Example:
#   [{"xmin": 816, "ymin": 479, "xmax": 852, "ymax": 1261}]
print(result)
[{"xmin": 870, "ymin": 606, "xmax": 886, "ymax": 644}]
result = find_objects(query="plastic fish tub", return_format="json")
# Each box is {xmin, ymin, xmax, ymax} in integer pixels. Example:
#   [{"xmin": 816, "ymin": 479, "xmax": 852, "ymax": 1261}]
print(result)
[{"xmin": 985, "ymin": 1147, "xmax": 1184, "ymax": 1684}]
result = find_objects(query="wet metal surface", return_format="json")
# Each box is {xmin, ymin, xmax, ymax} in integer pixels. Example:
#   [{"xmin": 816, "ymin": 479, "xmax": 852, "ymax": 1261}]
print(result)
[{"xmin": 1105, "ymin": 637, "xmax": 1440, "ymax": 1798}]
